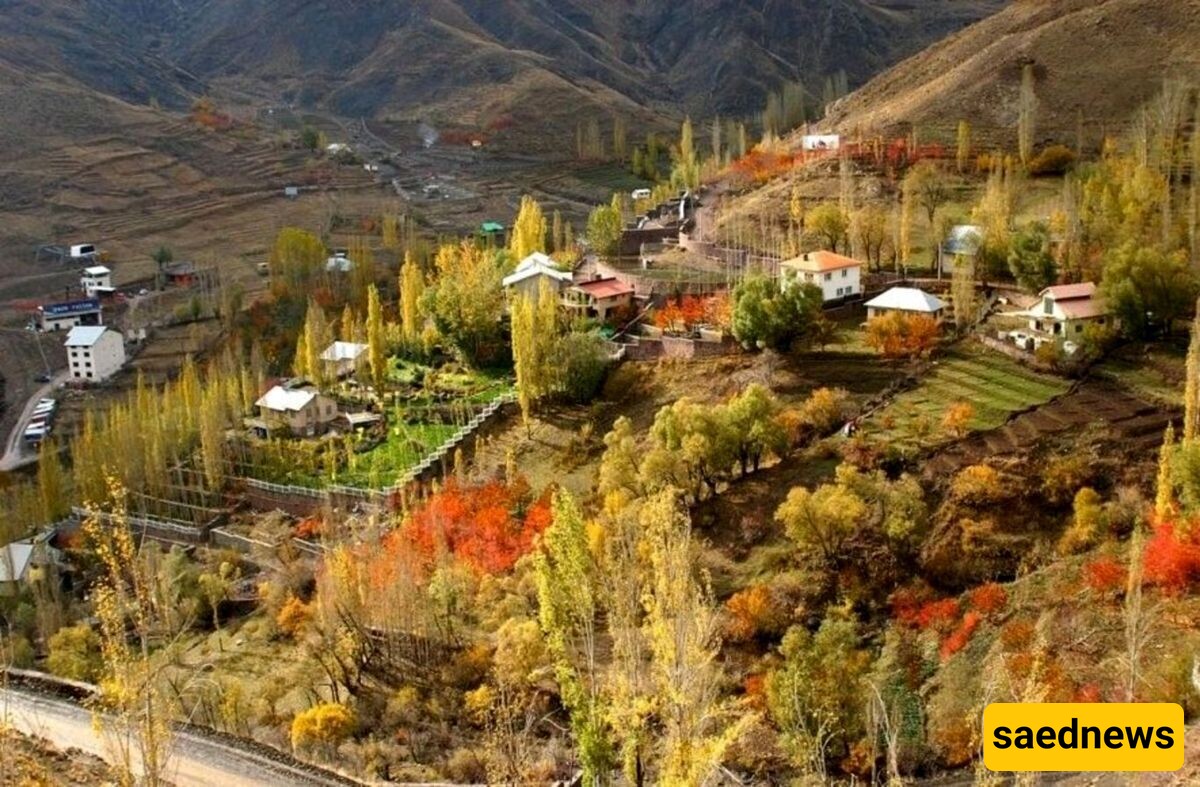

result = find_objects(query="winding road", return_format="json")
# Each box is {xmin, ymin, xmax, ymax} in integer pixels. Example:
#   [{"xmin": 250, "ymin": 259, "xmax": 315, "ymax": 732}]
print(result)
[
  {"xmin": 0, "ymin": 688, "xmax": 358, "ymax": 786},
  {"xmin": 0, "ymin": 370, "xmax": 68, "ymax": 472}
]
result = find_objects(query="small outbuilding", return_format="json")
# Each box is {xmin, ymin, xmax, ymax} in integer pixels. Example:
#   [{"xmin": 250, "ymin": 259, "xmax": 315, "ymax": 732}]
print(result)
[
  {"xmin": 319, "ymin": 341, "xmax": 368, "ymax": 378},
  {"xmin": 865, "ymin": 287, "xmax": 947, "ymax": 322}
]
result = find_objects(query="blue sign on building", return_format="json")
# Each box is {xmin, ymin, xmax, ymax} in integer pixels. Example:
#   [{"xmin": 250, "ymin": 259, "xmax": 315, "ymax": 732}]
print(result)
[{"xmin": 42, "ymin": 298, "xmax": 101, "ymax": 316}]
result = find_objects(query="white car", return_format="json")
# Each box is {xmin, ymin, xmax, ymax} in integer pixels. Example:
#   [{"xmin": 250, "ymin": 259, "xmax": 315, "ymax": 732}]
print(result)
[
  {"xmin": 23, "ymin": 425, "xmax": 47, "ymax": 444},
  {"xmin": 1008, "ymin": 331, "xmax": 1031, "ymax": 346},
  {"xmin": 1062, "ymin": 340, "xmax": 1079, "ymax": 356}
]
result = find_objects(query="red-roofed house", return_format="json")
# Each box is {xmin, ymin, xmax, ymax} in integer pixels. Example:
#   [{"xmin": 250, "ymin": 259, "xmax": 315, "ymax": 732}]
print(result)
[
  {"xmin": 563, "ymin": 277, "xmax": 635, "ymax": 322},
  {"xmin": 779, "ymin": 250, "xmax": 862, "ymax": 302},
  {"xmin": 1020, "ymin": 282, "xmax": 1113, "ymax": 338}
]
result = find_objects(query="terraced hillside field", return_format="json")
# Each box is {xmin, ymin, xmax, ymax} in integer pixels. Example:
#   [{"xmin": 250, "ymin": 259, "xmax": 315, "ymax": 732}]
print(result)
[
  {"xmin": 862, "ymin": 344, "xmax": 1071, "ymax": 455},
  {"xmin": 925, "ymin": 380, "xmax": 1177, "ymax": 477}
]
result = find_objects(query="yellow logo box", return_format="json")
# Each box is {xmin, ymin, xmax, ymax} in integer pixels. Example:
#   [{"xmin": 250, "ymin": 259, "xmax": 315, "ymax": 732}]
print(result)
[{"xmin": 983, "ymin": 703, "xmax": 1184, "ymax": 772}]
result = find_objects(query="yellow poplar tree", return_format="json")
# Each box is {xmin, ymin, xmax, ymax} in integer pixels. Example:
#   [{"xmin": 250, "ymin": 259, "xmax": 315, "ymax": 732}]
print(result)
[
  {"xmin": 366, "ymin": 284, "xmax": 386, "ymax": 391},
  {"xmin": 510, "ymin": 195, "xmax": 547, "ymax": 261},
  {"xmin": 399, "ymin": 251, "xmax": 424, "ymax": 348}
]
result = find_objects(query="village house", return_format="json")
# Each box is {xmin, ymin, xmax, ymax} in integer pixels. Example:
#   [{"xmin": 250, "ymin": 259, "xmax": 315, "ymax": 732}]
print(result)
[
  {"xmin": 38, "ymin": 298, "xmax": 102, "ymax": 332},
  {"xmin": 938, "ymin": 225, "xmax": 984, "ymax": 276},
  {"xmin": 502, "ymin": 252, "xmax": 574, "ymax": 301},
  {"xmin": 65, "ymin": 325, "xmax": 125, "ymax": 382},
  {"xmin": 779, "ymin": 250, "xmax": 862, "ymax": 303},
  {"xmin": 0, "ymin": 532, "xmax": 65, "ymax": 595},
  {"xmin": 161, "ymin": 260, "xmax": 198, "ymax": 287},
  {"xmin": 319, "ymin": 341, "xmax": 368, "ymax": 378},
  {"xmin": 80, "ymin": 265, "xmax": 113, "ymax": 297},
  {"xmin": 480, "ymin": 221, "xmax": 506, "ymax": 246},
  {"xmin": 1018, "ymin": 282, "xmax": 1112, "ymax": 339},
  {"xmin": 865, "ymin": 287, "xmax": 947, "ymax": 323},
  {"xmin": 252, "ymin": 382, "xmax": 339, "ymax": 437},
  {"xmin": 562, "ymin": 277, "xmax": 635, "ymax": 322}
]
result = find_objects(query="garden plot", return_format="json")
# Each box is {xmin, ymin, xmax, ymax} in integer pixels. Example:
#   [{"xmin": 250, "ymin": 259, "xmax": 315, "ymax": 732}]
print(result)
[{"xmin": 862, "ymin": 346, "xmax": 1070, "ymax": 454}]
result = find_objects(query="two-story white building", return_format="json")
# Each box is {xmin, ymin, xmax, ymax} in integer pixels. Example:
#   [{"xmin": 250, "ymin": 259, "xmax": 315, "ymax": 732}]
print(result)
[
  {"xmin": 1018, "ymin": 282, "xmax": 1113, "ymax": 339},
  {"xmin": 80, "ymin": 266, "xmax": 113, "ymax": 297},
  {"xmin": 64, "ymin": 325, "xmax": 125, "ymax": 382},
  {"xmin": 780, "ymin": 251, "xmax": 862, "ymax": 303}
]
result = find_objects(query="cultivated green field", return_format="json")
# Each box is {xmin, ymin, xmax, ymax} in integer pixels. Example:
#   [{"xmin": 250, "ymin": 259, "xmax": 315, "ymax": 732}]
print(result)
[{"xmin": 863, "ymin": 344, "xmax": 1070, "ymax": 453}]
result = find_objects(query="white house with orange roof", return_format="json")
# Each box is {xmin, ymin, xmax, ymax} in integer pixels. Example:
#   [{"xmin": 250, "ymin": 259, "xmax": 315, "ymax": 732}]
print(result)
[{"xmin": 779, "ymin": 250, "xmax": 862, "ymax": 303}]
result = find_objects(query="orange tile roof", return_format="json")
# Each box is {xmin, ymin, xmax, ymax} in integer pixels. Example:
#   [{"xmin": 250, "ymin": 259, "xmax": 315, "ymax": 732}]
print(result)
[
  {"xmin": 574, "ymin": 278, "xmax": 634, "ymax": 299},
  {"xmin": 782, "ymin": 250, "xmax": 862, "ymax": 273},
  {"xmin": 1041, "ymin": 282, "xmax": 1097, "ymax": 300}
]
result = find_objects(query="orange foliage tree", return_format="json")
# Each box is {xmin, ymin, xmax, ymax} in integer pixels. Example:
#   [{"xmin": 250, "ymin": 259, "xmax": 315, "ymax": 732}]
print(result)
[
  {"xmin": 398, "ymin": 479, "xmax": 553, "ymax": 574},
  {"xmin": 1143, "ymin": 519, "xmax": 1200, "ymax": 594},
  {"xmin": 865, "ymin": 312, "xmax": 940, "ymax": 359}
]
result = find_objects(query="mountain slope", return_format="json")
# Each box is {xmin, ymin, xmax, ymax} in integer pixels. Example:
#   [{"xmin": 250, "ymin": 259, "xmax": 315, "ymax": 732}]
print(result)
[
  {"xmin": 0, "ymin": 0, "xmax": 1007, "ymax": 142},
  {"xmin": 823, "ymin": 0, "xmax": 1200, "ymax": 145}
]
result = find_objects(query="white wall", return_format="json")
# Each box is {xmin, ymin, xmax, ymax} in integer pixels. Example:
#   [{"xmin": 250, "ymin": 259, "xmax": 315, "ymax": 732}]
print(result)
[{"xmin": 69, "ymin": 331, "xmax": 125, "ymax": 381}]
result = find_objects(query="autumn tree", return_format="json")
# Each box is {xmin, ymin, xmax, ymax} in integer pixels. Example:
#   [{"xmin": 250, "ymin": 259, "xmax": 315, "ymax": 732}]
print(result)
[
  {"xmin": 587, "ymin": 196, "xmax": 624, "ymax": 258},
  {"xmin": 942, "ymin": 401, "xmax": 974, "ymax": 437},
  {"xmin": 904, "ymin": 161, "xmax": 951, "ymax": 266},
  {"xmin": 36, "ymin": 438, "xmax": 69, "ymax": 524},
  {"xmin": 865, "ymin": 312, "xmax": 940, "ymax": 359},
  {"xmin": 426, "ymin": 241, "xmax": 506, "ymax": 364},
  {"xmin": 398, "ymin": 251, "xmax": 425, "ymax": 350},
  {"xmin": 776, "ymin": 483, "xmax": 868, "ymax": 566},
  {"xmin": 807, "ymin": 202, "xmax": 849, "ymax": 253},
  {"xmin": 510, "ymin": 195, "xmax": 547, "ymax": 261},
  {"xmin": 767, "ymin": 612, "xmax": 871, "ymax": 778},
  {"xmin": 950, "ymin": 256, "xmax": 976, "ymax": 330},
  {"xmin": 671, "ymin": 117, "xmax": 700, "ymax": 191},
  {"xmin": 269, "ymin": 228, "xmax": 325, "ymax": 294},
  {"xmin": 291, "ymin": 702, "xmax": 355, "ymax": 758},
  {"xmin": 510, "ymin": 279, "xmax": 559, "ymax": 423},
  {"xmin": 956, "ymin": 120, "xmax": 972, "ymax": 173},
  {"xmin": 639, "ymin": 490, "xmax": 740, "ymax": 784},
  {"xmin": 534, "ymin": 492, "xmax": 615, "ymax": 783},
  {"xmin": 366, "ymin": 284, "xmax": 387, "ymax": 390},
  {"xmin": 853, "ymin": 204, "xmax": 889, "ymax": 270}
]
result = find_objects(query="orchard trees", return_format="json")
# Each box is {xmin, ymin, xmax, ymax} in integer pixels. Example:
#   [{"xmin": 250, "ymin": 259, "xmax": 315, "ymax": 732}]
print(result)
[{"xmin": 806, "ymin": 203, "xmax": 849, "ymax": 253}]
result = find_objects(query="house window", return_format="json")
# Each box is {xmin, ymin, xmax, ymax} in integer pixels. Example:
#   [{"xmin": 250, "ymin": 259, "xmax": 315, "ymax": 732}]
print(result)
[
  {"xmin": 1075, "ymin": 324, "xmax": 1083, "ymax": 333},
  {"xmin": 841, "ymin": 270, "xmax": 848, "ymax": 278},
  {"xmin": 824, "ymin": 273, "xmax": 832, "ymax": 281},
  {"xmin": 1043, "ymin": 296, "xmax": 1054, "ymax": 314}
]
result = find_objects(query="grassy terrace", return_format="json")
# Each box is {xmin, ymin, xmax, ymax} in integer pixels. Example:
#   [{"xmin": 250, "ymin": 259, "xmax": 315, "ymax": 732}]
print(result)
[{"xmin": 862, "ymin": 344, "xmax": 1071, "ymax": 453}]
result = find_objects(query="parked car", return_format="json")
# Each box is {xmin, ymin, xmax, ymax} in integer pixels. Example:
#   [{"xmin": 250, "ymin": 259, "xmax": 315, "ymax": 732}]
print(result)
[
  {"xmin": 23, "ymin": 425, "xmax": 47, "ymax": 444},
  {"xmin": 34, "ymin": 372, "xmax": 51, "ymax": 383}
]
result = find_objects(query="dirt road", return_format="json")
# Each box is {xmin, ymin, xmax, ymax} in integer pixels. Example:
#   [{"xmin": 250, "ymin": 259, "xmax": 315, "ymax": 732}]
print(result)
[
  {"xmin": 0, "ymin": 688, "xmax": 357, "ymax": 787},
  {"xmin": 0, "ymin": 370, "xmax": 68, "ymax": 472}
]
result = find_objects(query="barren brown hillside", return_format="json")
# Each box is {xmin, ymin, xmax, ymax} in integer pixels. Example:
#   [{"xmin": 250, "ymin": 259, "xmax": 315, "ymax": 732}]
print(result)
[{"xmin": 823, "ymin": 0, "xmax": 1200, "ymax": 147}]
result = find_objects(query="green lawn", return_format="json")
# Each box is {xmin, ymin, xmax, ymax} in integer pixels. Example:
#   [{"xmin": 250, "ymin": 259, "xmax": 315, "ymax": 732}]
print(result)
[
  {"xmin": 1094, "ymin": 343, "xmax": 1185, "ymax": 407},
  {"xmin": 335, "ymin": 422, "xmax": 460, "ymax": 488},
  {"xmin": 862, "ymin": 345, "xmax": 1071, "ymax": 453}
]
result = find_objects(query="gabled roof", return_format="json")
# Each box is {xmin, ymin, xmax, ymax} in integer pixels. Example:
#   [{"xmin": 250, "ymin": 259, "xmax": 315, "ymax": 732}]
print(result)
[
  {"xmin": 502, "ymin": 253, "xmax": 574, "ymax": 288},
  {"xmin": 572, "ymin": 277, "xmax": 634, "ymax": 299},
  {"xmin": 0, "ymin": 538, "xmax": 61, "ymax": 583},
  {"xmin": 481, "ymin": 221, "xmax": 505, "ymax": 233},
  {"xmin": 319, "ymin": 341, "xmax": 367, "ymax": 362},
  {"xmin": 256, "ymin": 385, "xmax": 318, "ymax": 412},
  {"xmin": 781, "ymin": 250, "xmax": 862, "ymax": 273},
  {"xmin": 64, "ymin": 325, "xmax": 111, "ymax": 347},
  {"xmin": 1040, "ymin": 282, "xmax": 1097, "ymax": 301},
  {"xmin": 865, "ymin": 287, "xmax": 946, "ymax": 314}
]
